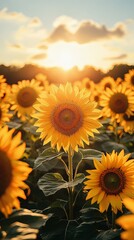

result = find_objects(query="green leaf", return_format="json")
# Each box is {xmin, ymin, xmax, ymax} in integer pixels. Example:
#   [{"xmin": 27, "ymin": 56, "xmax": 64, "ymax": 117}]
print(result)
[
  {"xmin": 4, "ymin": 222, "xmax": 38, "ymax": 240},
  {"xmin": 38, "ymin": 173, "xmax": 85, "ymax": 196},
  {"xmin": 101, "ymin": 141, "xmax": 129, "ymax": 153},
  {"xmin": 74, "ymin": 222, "xmax": 98, "ymax": 240},
  {"xmin": 23, "ymin": 125, "xmax": 39, "ymax": 135},
  {"xmin": 80, "ymin": 149, "xmax": 103, "ymax": 160},
  {"xmin": 38, "ymin": 173, "xmax": 67, "ymax": 196},
  {"xmin": 64, "ymin": 220, "xmax": 78, "ymax": 240},
  {"xmin": 96, "ymin": 229, "xmax": 122, "ymax": 240},
  {"xmin": 40, "ymin": 216, "xmax": 67, "ymax": 240},
  {"xmin": 34, "ymin": 147, "xmax": 64, "ymax": 171},
  {"xmin": 7, "ymin": 121, "xmax": 22, "ymax": 129},
  {"xmin": 50, "ymin": 199, "xmax": 67, "ymax": 209},
  {"xmin": 80, "ymin": 207, "xmax": 105, "ymax": 222},
  {"xmin": 69, "ymin": 173, "xmax": 85, "ymax": 187},
  {"xmin": 120, "ymin": 134, "xmax": 134, "ymax": 144},
  {"xmin": 1, "ymin": 208, "xmax": 48, "ymax": 231}
]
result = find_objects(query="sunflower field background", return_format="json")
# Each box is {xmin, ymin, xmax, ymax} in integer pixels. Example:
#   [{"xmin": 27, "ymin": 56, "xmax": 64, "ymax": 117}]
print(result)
[{"xmin": 0, "ymin": 68, "xmax": 134, "ymax": 240}]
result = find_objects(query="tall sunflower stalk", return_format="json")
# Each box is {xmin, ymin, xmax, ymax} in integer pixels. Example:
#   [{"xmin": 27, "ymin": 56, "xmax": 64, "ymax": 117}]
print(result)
[
  {"xmin": 68, "ymin": 147, "xmax": 74, "ymax": 219},
  {"xmin": 33, "ymin": 82, "xmax": 102, "ymax": 220}
]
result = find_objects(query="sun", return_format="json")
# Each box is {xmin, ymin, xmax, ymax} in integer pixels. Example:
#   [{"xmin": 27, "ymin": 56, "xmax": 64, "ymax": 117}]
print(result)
[
  {"xmin": 46, "ymin": 42, "xmax": 78, "ymax": 70},
  {"xmin": 56, "ymin": 50, "xmax": 75, "ymax": 70},
  {"xmin": 38, "ymin": 41, "xmax": 113, "ymax": 71}
]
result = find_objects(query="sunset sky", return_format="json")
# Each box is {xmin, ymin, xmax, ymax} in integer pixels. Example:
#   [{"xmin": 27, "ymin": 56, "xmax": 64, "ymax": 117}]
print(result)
[{"xmin": 0, "ymin": 0, "xmax": 134, "ymax": 71}]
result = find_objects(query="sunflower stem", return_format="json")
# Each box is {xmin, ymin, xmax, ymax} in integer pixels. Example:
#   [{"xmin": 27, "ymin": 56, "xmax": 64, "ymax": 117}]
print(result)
[
  {"xmin": 74, "ymin": 159, "xmax": 83, "ymax": 179},
  {"xmin": 112, "ymin": 211, "xmax": 116, "ymax": 229},
  {"xmin": 113, "ymin": 121, "xmax": 118, "ymax": 142},
  {"xmin": 68, "ymin": 146, "xmax": 74, "ymax": 220}
]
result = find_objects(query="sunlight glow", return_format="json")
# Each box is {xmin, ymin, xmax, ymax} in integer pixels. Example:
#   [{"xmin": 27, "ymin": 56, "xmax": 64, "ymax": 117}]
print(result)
[{"xmin": 38, "ymin": 41, "xmax": 114, "ymax": 71}]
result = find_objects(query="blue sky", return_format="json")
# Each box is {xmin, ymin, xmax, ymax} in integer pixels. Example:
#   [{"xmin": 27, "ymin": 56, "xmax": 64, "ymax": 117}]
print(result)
[{"xmin": 0, "ymin": 0, "xmax": 134, "ymax": 70}]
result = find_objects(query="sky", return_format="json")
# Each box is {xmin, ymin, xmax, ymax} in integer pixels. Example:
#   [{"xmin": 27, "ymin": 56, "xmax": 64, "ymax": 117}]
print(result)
[{"xmin": 0, "ymin": 0, "xmax": 134, "ymax": 71}]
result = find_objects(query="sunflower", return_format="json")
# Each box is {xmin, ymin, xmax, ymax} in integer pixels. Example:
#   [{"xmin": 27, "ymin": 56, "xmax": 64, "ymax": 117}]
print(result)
[
  {"xmin": 73, "ymin": 80, "xmax": 82, "ymax": 90},
  {"xmin": 99, "ymin": 76, "xmax": 116, "ymax": 91},
  {"xmin": 100, "ymin": 83, "xmax": 134, "ymax": 122},
  {"xmin": 33, "ymin": 82, "xmax": 102, "ymax": 152},
  {"xmin": 0, "ymin": 101, "xmax": 12, "ymax": 127},
  {"xmin": 0, "ymin": 126, "xmax": 32, "ymax": 217},
  {"xmin": 0, "ymin": 75, "xmax": 8, "ymax": 98},
  {"xmin": 90, "ymin": 85, "xmax": 101, "ymax": 105},
  {"xmin": 35, "ymin": 73, "xmax": 50, "ymax": 89},
  {"xmin": 10, "ymin": 79, "xmax": 43, "ymax": 121},
  {"xmin": 119, "ymin": 112, "xmax": 134, "ymax": 134},
  {"xmin": 84, "ymin": 150, "xmax": 134, "ymax": 214},
  {"xmin": 116, "ymin": 198, "xmax": 134, "ymax": 240},
  {"xmin": 125, "ymin": 69, "xmax": 134, "ymax": 89},
  {"xmin": 81, "ymin": 78, "xmax": 95, "ymax": 92}
]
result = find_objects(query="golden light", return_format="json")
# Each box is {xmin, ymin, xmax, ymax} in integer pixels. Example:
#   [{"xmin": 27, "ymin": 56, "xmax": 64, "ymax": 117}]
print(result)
[
  {"xmin": 55, "ymin": 50, "xmax": 75, "ymax": 70},
  {"xmin": 38, "ymin": 42, "xmax": 113, "ymax": 71},
  {"xmin": 46, "ymin": 42, "xmax": 78, "ymax": 70}
]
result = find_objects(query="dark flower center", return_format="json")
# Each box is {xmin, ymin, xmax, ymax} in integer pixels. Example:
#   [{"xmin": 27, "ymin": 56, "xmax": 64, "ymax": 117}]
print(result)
[
  {"xmin": 100, "ymin": 168, "xmax": 126, "ymax": 195},
  {"xmin": 104, "ymin": 83, "xmax": 112, "ymax": 90},
  {"xmin": 17, "ymin": 87, "xmax": 37, "ymax": 108},
  {"xmin": 94, "ymin": 95, "xmax": 99, "ymax": 102},
  {"xmin": 0, "ymin": 150, "xmax": 12, "ymax": 196},
  {"xmin": 51, "ymin": 103, "xmax": 83, "ymax": 136},
  {"xmin": 131, "ymin": 75, "xmax": 134, "ymax": 85},
  {"xmin": 109, "ymin": 93, "xmax": 128, "ymax": 113},
  {"xmin": 86, "ymin": 82, "xmax": 91, "ymax": 89}
]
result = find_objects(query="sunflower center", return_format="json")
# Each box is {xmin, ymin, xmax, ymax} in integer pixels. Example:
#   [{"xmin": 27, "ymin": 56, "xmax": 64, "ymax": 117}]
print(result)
[
  {"xmin": 100, "ymin": 168, "xmax": 126, "ymax": 195},
  {"xmin": 17, "ymin": 87, "xmax": 38, "ymax": 108},
  {"xmin": 104, "ymin": 83, "xmax": 111, "ymax": 90},
  {"xmin": 94, "ymin": 95, "xmax": 99, "ymax": 102},
  {"xmin": 51, "ymin": 103, "xmax": 83, "ymax": 136},
  {"xmin": 109, "ymin": 93, "xmax": 128, "ymax": 113},
  {"xmin": 123, "ymin": 113, "xmax": 134, "ymax": 121},
  {"xmin": 131, "ymin": 76, "xmax": 134, "ymax": 85},
  {"xmin": 85, "ymin": 82, "xmax": 91, "ymax": 89},
  {"xmin": 0, "ymin": 150, "xmax": 12, "ymax": 196}
]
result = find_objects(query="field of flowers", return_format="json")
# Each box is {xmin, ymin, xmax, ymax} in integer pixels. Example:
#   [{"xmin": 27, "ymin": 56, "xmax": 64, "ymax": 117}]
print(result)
[{"xmin": 0, "ymin": 70, "xmax": 134, "ymax": 239}]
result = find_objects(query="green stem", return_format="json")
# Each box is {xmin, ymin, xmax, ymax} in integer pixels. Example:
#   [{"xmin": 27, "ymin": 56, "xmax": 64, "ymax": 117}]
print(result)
[
  {"xmin": 113, "ymin": 121, "xmax": 118, "ymax": 142},
  {"xmin": 112, "ymin": 211, "xmax": 116, "ymax": 229},
  {"xmin": 74, "ymin": 159, "xmax": 83, "ymax": 179},
  {"xmin": 68, "ymin": 147, "xmax": 74, "ymax": 220},
  {"xmin": 58, "ymin": 157, "xmax": 69, "ymax": 176}
]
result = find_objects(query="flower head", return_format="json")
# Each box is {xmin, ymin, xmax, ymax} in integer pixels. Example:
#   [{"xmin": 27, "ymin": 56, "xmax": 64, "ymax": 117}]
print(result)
[
  {"xmin": 0, "ymin": 75, "xmax": 8, "ymax": 98},
  {"xmin": 84, "ymin": 150, "xmax": 134, "ymax": 214},
  {"xmin": 33, "ymin": 82, "xmax": 102, "ymax": 152},
  {"xmin": 100, "ymin": 83, "xmax": 134, "ymax": 122},
  {"xmin": 99, "ymin": 76, "xmax": 116, "ymax": 91},
  {"xmin": 0, "ymin": 126, "xmax": 32, "ymax": 217},
  {"xmin": 116, "ymin": 198, "xmax": 134, "ymax": 240},
  {"xmin": 125, "ymin": 69, "xmax": 134, "ymax": 89},
  {"xmin": 0, "ymin": 101, "xmax": 12, "ymax": 127},
  {"xmin": 10, "ymin": 79, "xmax": 43, "ymax": 121},
  {"xmin": 119, "ymin": 112, "xmax": 134, "ymax": 134}
]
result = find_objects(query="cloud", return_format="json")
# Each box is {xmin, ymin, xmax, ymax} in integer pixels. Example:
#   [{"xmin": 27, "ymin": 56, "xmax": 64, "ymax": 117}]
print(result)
[
  {"xmin": 9, "ymin": 43, "xmax": 24, "ymax": 49},
  {"xmin": 37, "ymin": 44, "xmax": 48, "ymax": 50},
  {"xmin": 47, "ymin": 17, "xmax": 125, "ymax": 44},
  {"xmin": 31, "ymin": 53, "xmax": 47, "ymax": 60},
  {"xmin": 28, "ymin": 17, "xmax": 42, "ymax": 27},
  {"xmin": 0, "ymin": 8, "xmax": 27, "ymax": 22},
  {"xmin": 105, "ymin": 53, "xmax": 127, "ymax": 60}
]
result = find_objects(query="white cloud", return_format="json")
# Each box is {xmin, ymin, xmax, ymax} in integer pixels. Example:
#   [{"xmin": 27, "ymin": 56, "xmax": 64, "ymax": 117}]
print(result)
[
  {"xmin": 47, "ymin": 16, "xmax": 125, "ymax": 44},
  {"xmin": 0, "ymin": 8, "xmax": 28, "ymax": 22}
]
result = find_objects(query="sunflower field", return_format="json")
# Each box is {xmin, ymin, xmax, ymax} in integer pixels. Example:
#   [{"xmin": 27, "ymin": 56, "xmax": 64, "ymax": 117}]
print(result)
[{"xmin": 0, "ymin": 70, "xmax": 134, "ymax": 240}]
